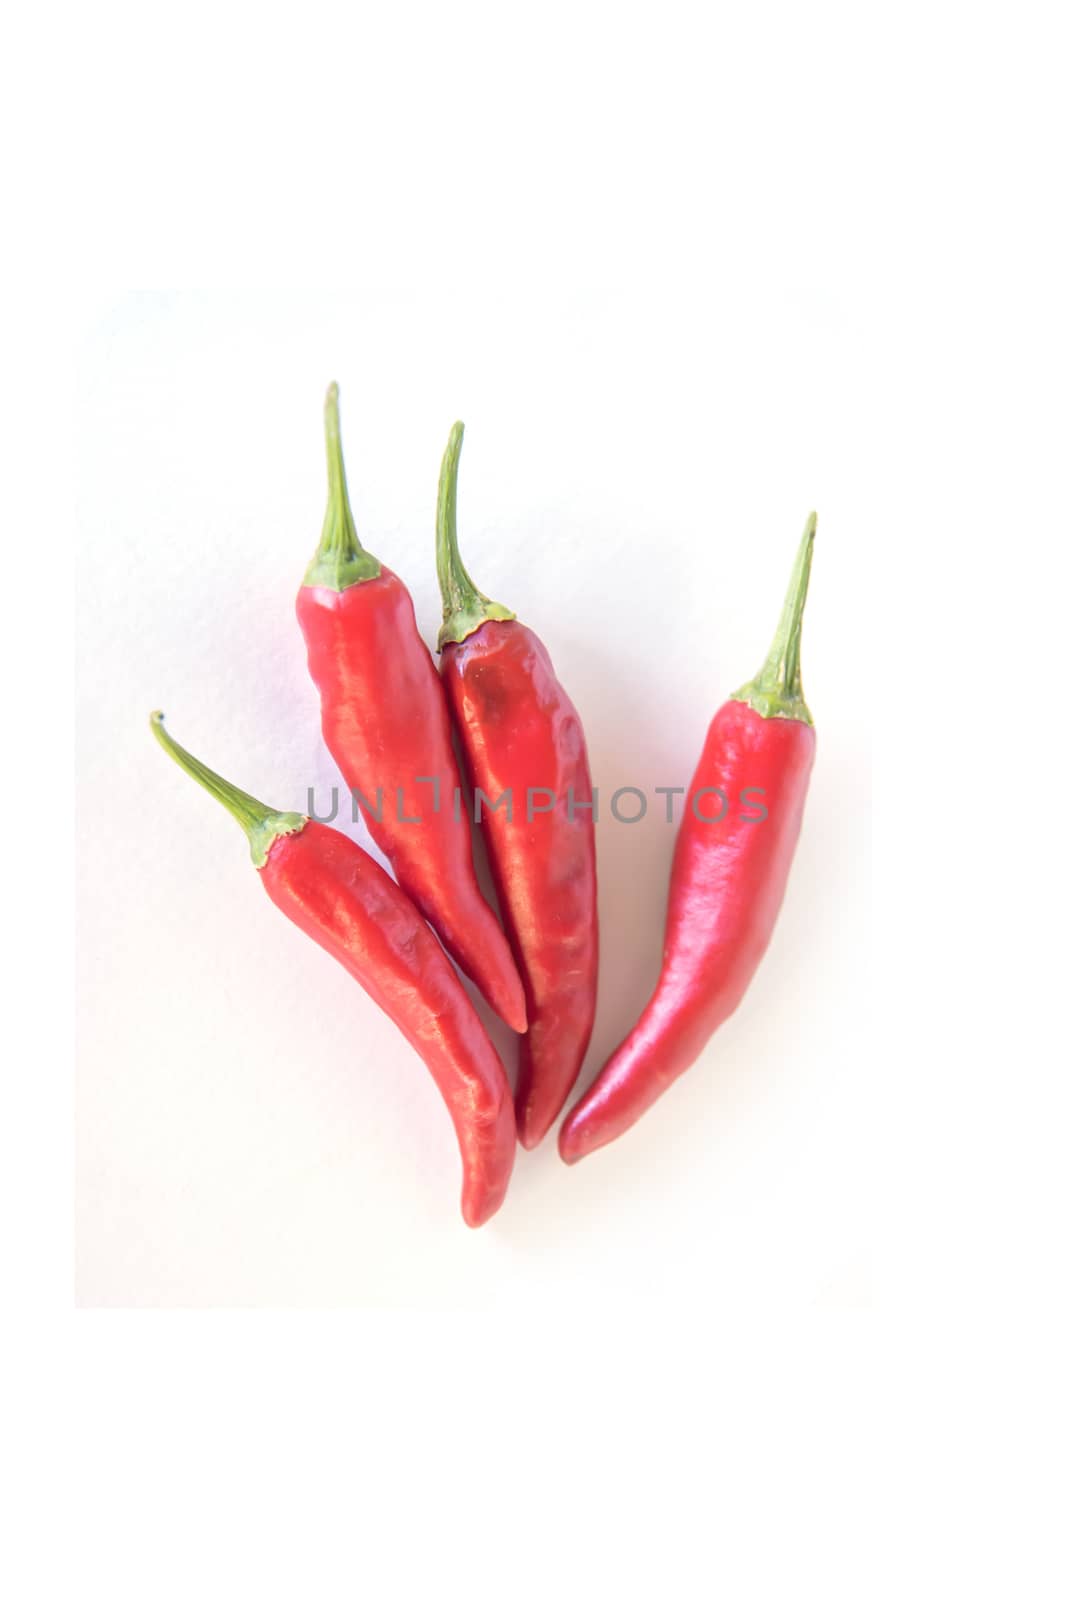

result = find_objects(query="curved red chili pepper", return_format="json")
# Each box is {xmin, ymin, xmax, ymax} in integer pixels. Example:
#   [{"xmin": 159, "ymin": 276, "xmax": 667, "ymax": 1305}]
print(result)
[
  {"xmin": 558, "ymin": 515, "xmax": 818, "ymax": 1165},
  {"xmin": 150, "ymin": 713, "xmax": 516, "ymax": 1227},
  {"xmin": 295, "ymin": 387, "xmax": 527, "ymax": 1035},
  {"xmin": 435, "ymin": 424, "xmax": 598, "ymax": 1149}
]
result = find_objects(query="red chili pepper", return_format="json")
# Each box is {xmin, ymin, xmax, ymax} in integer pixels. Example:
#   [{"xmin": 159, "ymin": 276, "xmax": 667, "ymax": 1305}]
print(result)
[
  {"xmin": 558, "ymin": 514, "xmax": 818, "ymax": 1165},
  {"xmin": 150, "ymin": 713, "xmax": 516, "ymax": 1227},
  {"xmin": 435, "ymin": 424, "xmax": 598, "ymax": 1149},
  {"xmin": 295, "ymin": 386, "xmax": 527, "ymax": 1034}
]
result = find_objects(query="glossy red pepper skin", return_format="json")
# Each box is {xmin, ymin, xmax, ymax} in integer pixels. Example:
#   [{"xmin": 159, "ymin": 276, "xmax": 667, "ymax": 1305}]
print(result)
[
  {"xmin": 150, "ymin": 714, "xmax": 515, "ymax": 1227},
  {"xmin": 440, "ymin": 618, "xmax": 599, "ymax": 1148},
  {"xmin": 558, "ymin": 515, "xmax": 818, "ymax": 1165},
  {"xmin": 297, "ymin": 571, "xmax": 526, "ymax": 1034},
  {"xmin": 559, "ymin": 701, "xmax": 814, "ymax": 1162},
  {"xmin": 296, "ymin": 388, "xmax": 526, "ymax": 1035},
  {"xmin": 262, "ymin": 823, "xmax": 515, "ymax": 1226}
]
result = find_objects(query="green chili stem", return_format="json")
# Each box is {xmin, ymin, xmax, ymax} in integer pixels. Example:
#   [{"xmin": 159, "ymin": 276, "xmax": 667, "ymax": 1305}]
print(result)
[
  {"xmin": 435, "ymin": 421, "xmax": 516, "ymax": 649},
  {"xmin": 150, "ymin": 712, "xmax": 306, "ymax": 868},
  {"xmin": 731, "ymin": 512, "xmax": 817, "ymax": 725},
  {"xmin": 302, "ymin": 383, "xmax": 381, "ymax": 591}
]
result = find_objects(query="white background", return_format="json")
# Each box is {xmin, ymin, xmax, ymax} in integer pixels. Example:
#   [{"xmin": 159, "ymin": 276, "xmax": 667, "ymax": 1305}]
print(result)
[
  {"xmin": 5, "ymin": 0, "xmax": 1067, "ymax": 1594},
  {"xmin": 76, "ymin": 290, "xmax": 871, "ymax": 1307}
]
